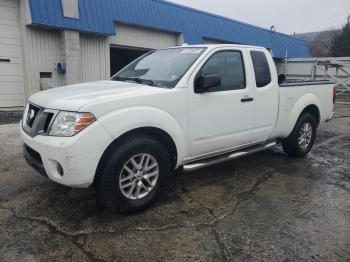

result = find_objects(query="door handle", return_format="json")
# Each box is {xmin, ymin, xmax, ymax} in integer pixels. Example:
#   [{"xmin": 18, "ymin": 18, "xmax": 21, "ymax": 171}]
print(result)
[{"xmin": 241, "ymin": 97, "xmax": 254, "ymax": 103}]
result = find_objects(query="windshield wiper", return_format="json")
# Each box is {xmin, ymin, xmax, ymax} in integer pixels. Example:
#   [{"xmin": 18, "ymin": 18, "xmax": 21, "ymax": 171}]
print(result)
[
  {"xmin": 115, "ymin": 77, "xmax": 155, "ymax": 87},
  {"xmin": 134, "ymin": 77, "xmax": 155, "ymax": 86}
]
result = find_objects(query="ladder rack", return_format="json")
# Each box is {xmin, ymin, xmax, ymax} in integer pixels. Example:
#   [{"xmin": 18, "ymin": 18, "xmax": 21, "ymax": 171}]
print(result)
[{"xmin": 314, "ymin": 58, "xmax": 350, "ymax": 95}]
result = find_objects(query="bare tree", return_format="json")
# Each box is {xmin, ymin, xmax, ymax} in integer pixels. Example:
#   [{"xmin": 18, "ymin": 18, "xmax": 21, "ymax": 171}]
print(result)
[
  {"xmin": 309, "ymin": 29, "xmax": 341, "ymax": 57},
  {"xmin": 331, "ymin": 15, "xmax": 350, "ymax": 57}
]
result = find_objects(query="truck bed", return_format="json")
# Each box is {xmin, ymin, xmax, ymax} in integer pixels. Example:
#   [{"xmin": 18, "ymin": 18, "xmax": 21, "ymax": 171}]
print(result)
[{"xmin": 273, "ymin": 81, "xmax": 334, "ymax": 139}]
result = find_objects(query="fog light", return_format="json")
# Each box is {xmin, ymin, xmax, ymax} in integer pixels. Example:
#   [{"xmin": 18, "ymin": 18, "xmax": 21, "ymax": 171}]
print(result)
[{"xmin": 57, "ymin": 163, "xmax": 64, "ymax": 176}]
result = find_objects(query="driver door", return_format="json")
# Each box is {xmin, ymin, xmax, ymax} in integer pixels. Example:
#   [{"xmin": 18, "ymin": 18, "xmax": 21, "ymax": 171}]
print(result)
[{"xmin": 188, "ymin": 49, "xmax": 255, "ymax": 158}]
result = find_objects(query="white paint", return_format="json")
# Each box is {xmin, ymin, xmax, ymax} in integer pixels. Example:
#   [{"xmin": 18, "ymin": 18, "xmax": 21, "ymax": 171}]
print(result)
[
  {"xmin": 22, "ymin": 44, "xmax": 334, "ymax": 188},
  {"xmin": 187, "ymin": 47, "xmax": 255, "ymax": 156},
  {"xmin": 249, "ymin": 49, "xmax": 279, "ymax": 142}
]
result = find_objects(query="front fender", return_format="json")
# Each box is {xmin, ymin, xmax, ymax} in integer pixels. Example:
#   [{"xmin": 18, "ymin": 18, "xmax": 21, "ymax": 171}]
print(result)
[{"xmin": 98, "ymin": 106, "xmax": 187, "ymax": 167}]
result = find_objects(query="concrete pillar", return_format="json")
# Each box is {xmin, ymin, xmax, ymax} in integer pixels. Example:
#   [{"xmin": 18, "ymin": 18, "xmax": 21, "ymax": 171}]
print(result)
[{"xmin": 60, "ymin": 30, "xmax": 81, "ymax": 86}]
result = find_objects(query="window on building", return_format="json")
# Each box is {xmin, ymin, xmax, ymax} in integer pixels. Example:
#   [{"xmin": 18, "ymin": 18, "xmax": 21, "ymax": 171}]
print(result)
[
  {"xmin": 250, "ymin": 51, "xmax": 272, "ymax": 88},
  {"xmin": 196, "ymin": 51, "xmax": 246, "ymax": 92}
]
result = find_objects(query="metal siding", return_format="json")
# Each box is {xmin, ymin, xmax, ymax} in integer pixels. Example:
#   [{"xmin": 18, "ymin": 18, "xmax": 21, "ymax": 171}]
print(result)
[
  {"xmin": 81, "ymin": 34, "xmax": 109, "ymax": 82},
  {"xmin": 21, "ymin": 27, "xmax": 61, "ymax": 94},
  {"xmin": 0, "ymin": 0, "xmax": 25, "ymax": 107},
  {"xmin": 109, "ymin": 23, "xmax": 179, "ymax": 49},
  {"xmin": 28, "ymin": 0, "xmax": 310, "ymax": 59}
]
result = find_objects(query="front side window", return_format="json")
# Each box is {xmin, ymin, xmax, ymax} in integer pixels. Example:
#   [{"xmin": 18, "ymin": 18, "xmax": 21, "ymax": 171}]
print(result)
[
  {"xmin": 112, "ymin": 47, "xmax": 206, "ymax": 88},
  {"xmin": 196, "ymin": 51, "xmax": 246, "ymax": 92},
  {"xmin": 250, "ymin": 51, "xmax": 272, "ymax": 88}
]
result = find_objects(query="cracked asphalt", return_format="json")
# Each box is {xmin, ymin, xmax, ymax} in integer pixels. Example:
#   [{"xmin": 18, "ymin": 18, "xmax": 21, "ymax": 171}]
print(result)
[{"xmin": 0, "ymin": 104, "xmax": 349, "ymax": 262}]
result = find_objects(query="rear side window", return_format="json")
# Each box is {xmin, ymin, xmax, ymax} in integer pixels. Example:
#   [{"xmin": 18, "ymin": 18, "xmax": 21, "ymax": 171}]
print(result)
[{"xmin": 250, "ymin": 51, "xmax": 272, "ymax": 88}]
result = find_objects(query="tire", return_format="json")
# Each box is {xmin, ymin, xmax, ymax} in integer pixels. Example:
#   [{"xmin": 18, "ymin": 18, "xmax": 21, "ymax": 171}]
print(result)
[
  {"xmin": 282, "ymin": 113, "xmax": 317, "ymax": 158},
  {"xmin": 95, "ymin": 135, "xmax": 171, "ymax": 214}
]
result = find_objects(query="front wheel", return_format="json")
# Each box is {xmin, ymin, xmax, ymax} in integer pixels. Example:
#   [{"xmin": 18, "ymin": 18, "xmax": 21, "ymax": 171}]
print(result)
[
  {"xmin": 282, "ymin": 113, "xmax": 317, "ymax": 157},
  {"xmin": 95, "ymin": 135, "xmax": 171, "ymax": 214}
]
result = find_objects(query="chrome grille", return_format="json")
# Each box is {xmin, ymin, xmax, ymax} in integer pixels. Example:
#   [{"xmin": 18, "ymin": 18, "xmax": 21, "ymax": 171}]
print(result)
[
  {"xmin": 22, "ymin": 104, "xmax": 58, "ymax": 137},
  {"xmin": 26, "ymin": 104, "xmax": 41, "ymax": 127}
]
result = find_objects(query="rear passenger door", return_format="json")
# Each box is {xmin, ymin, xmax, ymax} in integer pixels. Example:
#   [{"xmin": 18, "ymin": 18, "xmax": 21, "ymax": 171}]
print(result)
[
  {"xmin": 188, "ymin": 49, "xmax": 255, "ymax": 158},
  {"xmin": 250, "ymin": 50, "xmax": 279, "ymax": 142}
]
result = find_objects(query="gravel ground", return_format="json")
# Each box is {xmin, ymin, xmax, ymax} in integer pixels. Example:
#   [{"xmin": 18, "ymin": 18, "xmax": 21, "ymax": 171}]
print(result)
[{"xmin": 0, "ymin": 104, "xmax": 349, "ymax": 262}]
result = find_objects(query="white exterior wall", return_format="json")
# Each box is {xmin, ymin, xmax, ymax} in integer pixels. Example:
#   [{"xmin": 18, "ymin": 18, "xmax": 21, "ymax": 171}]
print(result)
[
  {"xmin": 109, "ymin": 23, "xmax": 182, "ymax": 49},
  {"xmin": 79, "ymin": 23, "xmax": 184, "ymax": 84},
  {"xmin": 18, "ymin": 0, "xmax": 61, "ymax": 97},
  {"xmin": 60, "ymin": 30, "xmax": 81, "ymax": 85},
  {"xmin": 81, "ymin": 34, "xmax": 109, "ymax": 82},
  {"xmin": 20, "ymin": 28, "xmax": 109, "ymax": 96},
  {"xmin": 203, "ymin": 38, "xmax": 233, "ymax": 45},
  {"xmin": 22, "ymin": 28, "xmax": 62, "ymax": 94},
  {"xmin": 0, "ymin": 0, "xmax": 25, "ymax": 107},
  {"xmin": 2, "ymin": 5, "xmax": 188, "ymax": 107}
]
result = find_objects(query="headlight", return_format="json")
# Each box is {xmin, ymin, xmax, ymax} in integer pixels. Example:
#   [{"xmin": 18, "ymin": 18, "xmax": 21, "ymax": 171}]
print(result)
[{"xmin": 49, "ymin": 111, "xmax": 96, "ymax": 137}]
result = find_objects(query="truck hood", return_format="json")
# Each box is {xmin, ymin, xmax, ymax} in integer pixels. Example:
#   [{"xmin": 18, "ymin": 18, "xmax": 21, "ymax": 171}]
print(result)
[{"xmin": 29, "ymin": 81, "xmax": 164, "ymax": 111}]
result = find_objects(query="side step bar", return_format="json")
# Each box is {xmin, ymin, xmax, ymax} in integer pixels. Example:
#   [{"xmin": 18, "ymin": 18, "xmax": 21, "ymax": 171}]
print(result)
[{"xmin": 183, "ymin": 141, "xmax": 277, "ymax": 172}]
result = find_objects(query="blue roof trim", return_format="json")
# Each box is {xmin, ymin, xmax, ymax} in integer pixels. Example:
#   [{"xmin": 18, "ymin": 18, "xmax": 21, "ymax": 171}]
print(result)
[{"xmin": 28, "ymin": 0, "xmax": 311, "ymax": 58}]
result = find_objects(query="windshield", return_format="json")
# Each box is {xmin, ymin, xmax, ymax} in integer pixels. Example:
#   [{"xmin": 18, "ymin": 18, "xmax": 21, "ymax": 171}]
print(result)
[{"xmin": 112, "ymin": 47, "xmax": 206, "ymax": 88}]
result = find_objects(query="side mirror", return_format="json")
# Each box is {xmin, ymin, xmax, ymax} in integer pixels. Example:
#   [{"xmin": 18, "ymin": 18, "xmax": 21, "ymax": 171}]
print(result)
[{"xmin": 195, "ymin": 74, "xmax": 221, "ymax": 93}]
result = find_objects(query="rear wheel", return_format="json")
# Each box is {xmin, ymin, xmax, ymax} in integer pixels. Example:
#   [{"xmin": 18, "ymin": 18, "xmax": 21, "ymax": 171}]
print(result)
[
  {"xmin": 282, "ymin": 113, "xmax": 317, "ymax": 157},
  {"xmin": 95, "ymin": 135, "xmax": 171, "ymax": 214}
]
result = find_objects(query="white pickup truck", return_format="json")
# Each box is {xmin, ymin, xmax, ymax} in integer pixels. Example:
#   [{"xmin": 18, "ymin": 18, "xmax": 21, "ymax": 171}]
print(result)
[{"xmin": 21, "ymin": 45, "xmax": 335, "ymax": 213}]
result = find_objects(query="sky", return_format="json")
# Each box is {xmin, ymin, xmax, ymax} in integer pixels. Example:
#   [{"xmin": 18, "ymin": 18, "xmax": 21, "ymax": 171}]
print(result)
[{"xmin": 168, "ymin": 0, "xmax": 350, "ymax": 34}]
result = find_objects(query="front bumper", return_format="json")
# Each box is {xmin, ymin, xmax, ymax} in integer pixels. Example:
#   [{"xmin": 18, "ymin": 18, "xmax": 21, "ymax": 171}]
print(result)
[
  {"xmin": 23, "ymin": 144, "xmax": 47, "ymax": 177},
  {"xmin": 20, "ymin": 121, "xmax": 112, "ymax": 188}
]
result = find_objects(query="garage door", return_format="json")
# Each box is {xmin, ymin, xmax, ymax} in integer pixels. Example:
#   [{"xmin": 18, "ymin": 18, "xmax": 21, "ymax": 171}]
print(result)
[
  {"xmin": 110, "ymin": 46, "xmax": 149, "ymax": 76},
  {"xmin": 106, "ymin": 23, "xmax": 181, "ymax": 77},
  {"xmin": 0, "ymin": 0, "xmax": 24, "ymax": 107}
]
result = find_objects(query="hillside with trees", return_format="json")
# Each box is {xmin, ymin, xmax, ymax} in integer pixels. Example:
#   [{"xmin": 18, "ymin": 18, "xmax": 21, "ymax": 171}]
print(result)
[
  {"xmin": 331, "ymin": 15, "xmax": 350, "ymax": 57},
  {"xmin": 296, "ymin": 15, "xmax": 349, "ymax": 57}
]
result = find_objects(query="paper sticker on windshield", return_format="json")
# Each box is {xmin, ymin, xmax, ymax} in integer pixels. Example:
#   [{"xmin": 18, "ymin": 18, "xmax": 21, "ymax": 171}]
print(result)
[{"xmin": 181, "ymin": 48, "xmax": 203, "ymax": 54}]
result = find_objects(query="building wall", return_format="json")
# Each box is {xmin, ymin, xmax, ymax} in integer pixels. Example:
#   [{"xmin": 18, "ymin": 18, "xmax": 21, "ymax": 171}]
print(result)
[
  {"xmin": 28, "ymin": 0, "xmax": 311, "ymax": 59},
  {"xmin": 81, "ymin": 34, "xmax": 109, "ymax": 82},
  {"xmin": 7, "ymin": 0, "xmax": 319, "ymax": 108},
  {"xmin": 60, "ymin": 30, "xmax": 81, "ymax": 85},
  {"xmin": 80, "ymin": 23, "xmax": 183, "ymax": 83},
  {"xmin": 109, "ymin": 23, "xmax": 182, "ymax": 49},
  {"xmin": 18, "ymin": 0, "xmax": 61, "ymax": 98},
  {"xmin": 14, "ymin": 19, "xmax": 183, "ymax": 100},
  {"xmin": 0, "ymin": 0, "xmax": 25, "ymax": 107},
  {"xmin": 203, "ymin": 38, "xmax": 235, "ymax": 45},
  {"xmin": 20, "ymin": 27, "xmax": 61, "ymax": 95}
]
